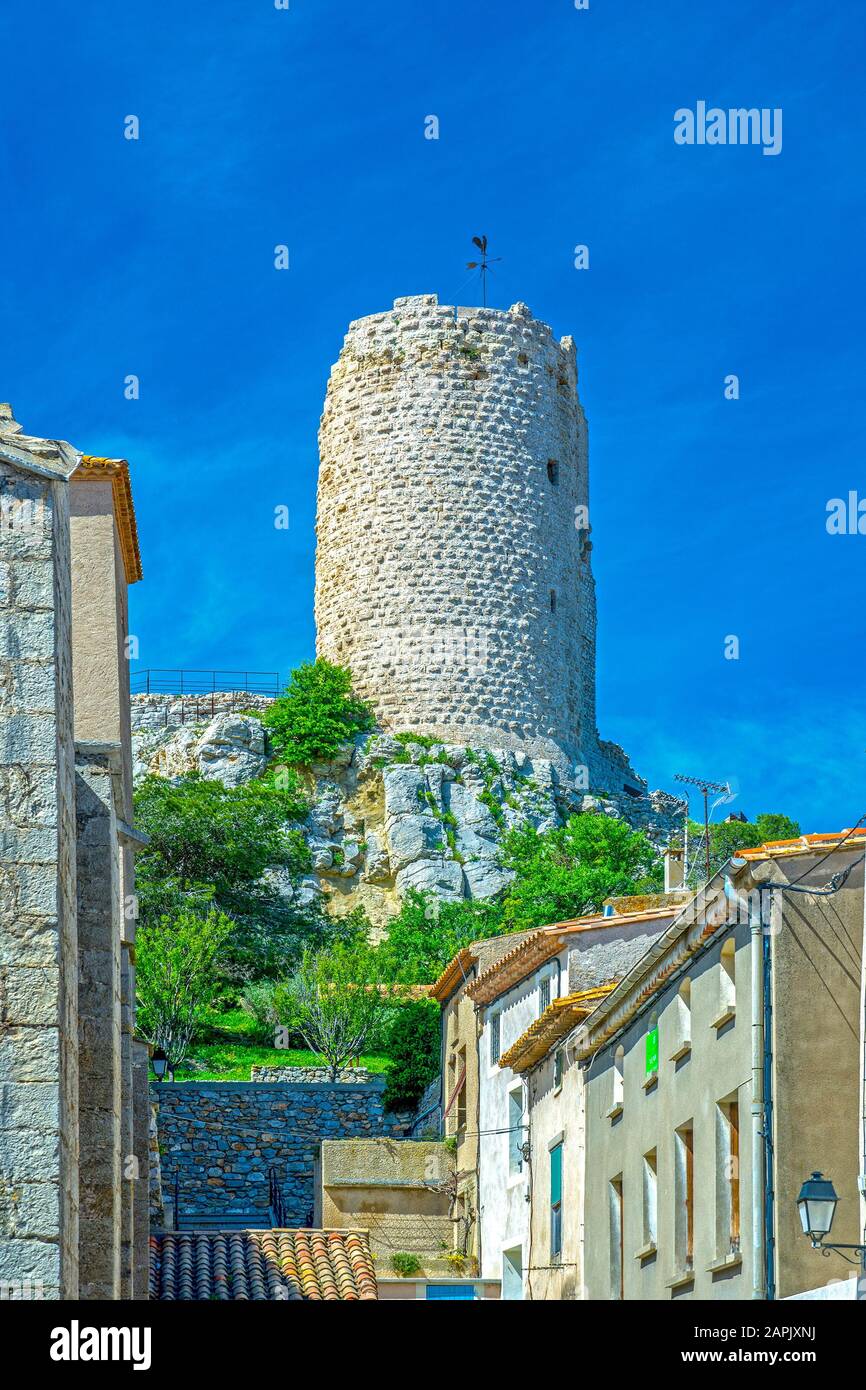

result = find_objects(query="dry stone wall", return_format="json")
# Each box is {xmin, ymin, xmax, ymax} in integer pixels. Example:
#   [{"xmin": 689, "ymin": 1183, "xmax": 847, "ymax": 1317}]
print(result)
[{"xmin": 152, "ymin": 1081, "xmax": 390, "ymax": 1228}]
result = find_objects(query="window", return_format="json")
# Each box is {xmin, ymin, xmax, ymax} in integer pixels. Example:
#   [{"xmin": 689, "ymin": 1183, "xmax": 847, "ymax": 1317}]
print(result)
[
  {"xmin": 490, "ymin": 1013, "xmax": 501, "ymax": 1066},
  {"xmin": 670, "ymin": 978, "xmax": 692, "ymax": 1061},
  {"xmin": 502, "ymin": 1246, "xmax": 523, "ymax": 1300},
  {"xmin": 609, "ymin": 1044, "xmax": 625, "ymax": 1118},
  {"xmin": 455, "ymin": 1046, "xmax": 467, "ymax": 1131},
  {"xmin": 642, "ymin": 1150, "xmax": 658, "ymax": 1251},
  {"xmin": 609, "ymin": 1176, "xmax": 624, "ymax": 1299},
  {"xmin": 674, "ymin": 1121, "xmax": 695, "ymax": 1274},
  {"xmin": 549, "ymin": 588, "xmax": 557, "ymax": 613},
  {"xmin": 716, "ymin": 1097, "xmax": 741, "ymax": 1256},
  {"xmin": 644, "ymin": 1011, "xmax": 659, "ymax": 1086},
  {"xmin": 539, "ymin": 972, "xmax": 552, "ymax": 1014},
  {"xmin": 550, "ymin": 1143, "xmax": 563, "ymax": 1258},
  {"xmin": 553, "ymin": 1049, "xmax": 564, "ymax": 1090},
  {"xmin": 715, "ymin": 939, "xmax": 737, "ymax": 1026},
  {"xmin": 508, "ymin": 1087, "xmax": 524, "ymax": 1175},
  {"xmin": 547, "ymin": 458, "xmax": 559, "ymax": 485}
]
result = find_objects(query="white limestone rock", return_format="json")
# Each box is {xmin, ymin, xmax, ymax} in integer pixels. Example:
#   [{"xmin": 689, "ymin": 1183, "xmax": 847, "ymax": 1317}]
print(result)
[
  {"xmin": 396, "ymin": 857, "xmax": 464, "ymax": 900},
  {"xmin": 195, "ymin": 714, "xmax": 268, "ymax": 787},
  {"xmin": 383, "ymin": 764, "xmax": 426, "ymax": 817},
  {"xmin": 361, "ymin": 831, "xmax": 390, "ymax": 885},
  {"xmin": 386, "ymin": 813, "xmax": 445, "ymax": 872}
]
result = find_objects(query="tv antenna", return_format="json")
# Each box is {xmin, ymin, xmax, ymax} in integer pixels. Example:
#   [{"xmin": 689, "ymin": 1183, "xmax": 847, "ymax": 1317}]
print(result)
[
  {"xmin": 466, "ymin": 235, "xmax": 502, "ymax": 307},
  {"xmin": 673, "ymin": 773, "xmax": 732, "ymax": 884}
]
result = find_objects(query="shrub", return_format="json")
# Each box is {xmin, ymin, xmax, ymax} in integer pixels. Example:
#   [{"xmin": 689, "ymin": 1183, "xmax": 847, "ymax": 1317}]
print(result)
[
  {"xmin": 262, "ymin": 659, "xmax": 374, "ymax": 767},
  {"xmin": 134, "ymin": 773, "xmax": 325, "ymax": 987},
  {"xmin": 382, "ymin": 999, "xmax": 440, "ymax": 1113},
  {"xmin": 499, "ymin": 812, "xmax": 662, "ymax": 931},
  {"xmin": 390, "ymin": 1252, "xmax": 422, "ymax": 1277},
  {"xmin": 371, "ymin": 890, "xmax": 507, "ymax": 984}
]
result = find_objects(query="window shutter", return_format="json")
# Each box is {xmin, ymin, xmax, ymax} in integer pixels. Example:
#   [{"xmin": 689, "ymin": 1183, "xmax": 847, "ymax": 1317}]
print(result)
[{"xmin": 550, "ymin": 1143, "xmax": 563, "ymax": 1207}]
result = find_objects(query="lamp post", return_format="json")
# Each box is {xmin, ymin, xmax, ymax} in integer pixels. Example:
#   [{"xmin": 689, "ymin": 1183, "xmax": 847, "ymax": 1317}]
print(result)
[
  {"xmin": 797, "ymin": 1172, "xmax": 866, "ymax": 1292},
  {"xmin": 151, "ymin": 1047, "xmax": 169, "ymax": 1084}
]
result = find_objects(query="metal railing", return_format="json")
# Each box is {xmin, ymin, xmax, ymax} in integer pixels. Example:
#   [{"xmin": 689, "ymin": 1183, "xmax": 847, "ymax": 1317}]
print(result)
[
  {"xmin": 268, "ymin": 1167, "xmax": 288, "ymax": 1229},
  {"xmin": 130, "ymin": 668, "xmax": 282, "ymax": 698}
]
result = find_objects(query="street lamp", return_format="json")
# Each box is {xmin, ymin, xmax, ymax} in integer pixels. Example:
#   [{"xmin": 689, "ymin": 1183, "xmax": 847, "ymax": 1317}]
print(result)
[
  {"xmin": 797, "ymin": 1172, "xmax": 866, "ymax": 1275},
  {"xmin": 151, "ymin": 1047, "xmax": 169, "ymax": 1084}
]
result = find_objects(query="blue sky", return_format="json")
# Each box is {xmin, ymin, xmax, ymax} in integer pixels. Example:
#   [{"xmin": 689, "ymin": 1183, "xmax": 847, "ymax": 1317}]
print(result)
[{"xmin": 2, "ymin": 0, "xmax": 864, "ymax": 833}]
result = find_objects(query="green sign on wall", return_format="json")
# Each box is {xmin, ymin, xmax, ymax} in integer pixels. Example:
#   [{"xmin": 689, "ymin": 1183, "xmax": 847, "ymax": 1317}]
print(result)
[{"xmin": 646, "ymin": 1027, "xmax": 659, "ymax": 1076}]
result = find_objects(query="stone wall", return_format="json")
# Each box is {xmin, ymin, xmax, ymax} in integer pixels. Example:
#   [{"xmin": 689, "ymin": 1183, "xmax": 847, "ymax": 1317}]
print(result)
[
  {"xmin": 315, "ymin": 295, "xmax": 597, "ymax": 775},
  {"xmin": 0, "ymin": 453, "xmax": 79, "ymax": 1299},
  {"xmin": 250, "ymin": 1066, "xmax": 375, "ymax": 1084},
  {"xmin": 152, "ymin": 1081, "xmax": 390, "ymax": 1227}
]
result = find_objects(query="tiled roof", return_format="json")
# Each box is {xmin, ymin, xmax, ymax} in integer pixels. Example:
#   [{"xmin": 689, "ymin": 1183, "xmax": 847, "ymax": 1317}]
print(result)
[
  {"xmin": 149, "ymin": 1229, "xmax": 378, "ymax": 1301},
  {"xmin": 430, "ymin": 948, "xmax": 478, "ymax": 1002},
  {"xmin": 465, "ymin": 907, "xmax": 681, "ymax": 1008},
  {"xmin": 736, "ymin": 829, "xmax": 866, "ymax": 861},
  {"xmin": 73, "ymin": 455, "xmax": 143, "ymax": 584},
  {"xmin": 498, "ymin": 986, "xmax": 617, "ymax": 1073}
]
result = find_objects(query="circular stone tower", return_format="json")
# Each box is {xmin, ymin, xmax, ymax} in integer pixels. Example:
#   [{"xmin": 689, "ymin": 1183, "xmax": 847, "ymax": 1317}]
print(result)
[{"xmin": 314, "ymin": 294, "xmax": 598, "ymax": 770}]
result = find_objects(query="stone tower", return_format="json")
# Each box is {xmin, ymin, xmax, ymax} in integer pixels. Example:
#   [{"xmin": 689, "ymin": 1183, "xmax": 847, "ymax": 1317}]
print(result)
[{"xmin": 315, "ymin": 294, "xmax": 599, "ymax": 774}]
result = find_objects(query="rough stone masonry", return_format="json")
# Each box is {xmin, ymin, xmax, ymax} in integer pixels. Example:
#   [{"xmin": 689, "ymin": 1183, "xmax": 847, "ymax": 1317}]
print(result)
[{"xmin": 315, "ymin": 294, "xmax": 645, "ymax": 793}]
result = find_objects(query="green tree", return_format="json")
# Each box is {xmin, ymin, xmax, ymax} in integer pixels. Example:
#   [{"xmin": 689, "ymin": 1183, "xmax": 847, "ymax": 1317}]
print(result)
[
  {"xmin": 371, "ymin": 891, "xmax": 507, "ymax": 984},
  {"xmin": 134, "ymin": 773, "xmax": 323, "ymax": 987},
  {"xmin": 382, "ymin": 999, "xmax": 440, "ymax": 1113},
  {"xmin": 136, "ymin": 906, "xmax": 235, "ymax": 1069},
  {"xmin": 286, "ymin": 943, "xmax": 394, "ymax": 1081},
  {"xmin": 498, "ymin": 812, "xmax": 662, "ymax": 931},
  {"xmin": 263, "ymin": 659, "xmax": 374, "ymax": 767},
  {"xmin": 685, "ymin": 811, "xmax": 801, "ymax": 884}
]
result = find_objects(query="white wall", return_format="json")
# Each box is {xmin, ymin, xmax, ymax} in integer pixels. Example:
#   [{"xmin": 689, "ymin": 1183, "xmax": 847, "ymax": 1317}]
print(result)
[{"xmin": 478, "ymin": 955, "xmax": 564, "ymax": 1291}]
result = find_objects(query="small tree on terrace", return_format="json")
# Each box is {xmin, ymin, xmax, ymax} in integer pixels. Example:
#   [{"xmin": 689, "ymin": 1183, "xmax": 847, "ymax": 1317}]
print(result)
[
  {"xmin": 287, "ymin": 944, "xmax": 393, "ymax": 1081},
  {"xmin": 136, "ymin": 906, "xmax": 234, "ymax": 1070}
]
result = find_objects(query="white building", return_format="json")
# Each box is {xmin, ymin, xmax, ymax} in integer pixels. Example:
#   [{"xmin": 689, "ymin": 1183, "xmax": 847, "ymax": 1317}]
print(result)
[{"xmin": 469, "ymin": 903, "xmax": 682, "ymax": 1298}]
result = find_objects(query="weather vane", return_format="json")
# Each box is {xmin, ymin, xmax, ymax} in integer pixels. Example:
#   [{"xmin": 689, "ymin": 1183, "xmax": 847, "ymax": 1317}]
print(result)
[{"xmin": 466, "ymin": 235, "xmax": 502, "ymax": 307}]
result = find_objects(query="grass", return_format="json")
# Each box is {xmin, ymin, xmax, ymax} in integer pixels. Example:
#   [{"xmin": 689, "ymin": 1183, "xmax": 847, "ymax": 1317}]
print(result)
[{"xmin": 171, "ymin": 1006, "xmax": 390, "ymax": 1082}]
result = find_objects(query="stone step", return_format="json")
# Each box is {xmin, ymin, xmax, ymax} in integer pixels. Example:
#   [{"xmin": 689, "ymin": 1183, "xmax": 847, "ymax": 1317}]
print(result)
[{"xmin": 175, "ymin": 1211, "xmax": 272, "ymax": 1232}]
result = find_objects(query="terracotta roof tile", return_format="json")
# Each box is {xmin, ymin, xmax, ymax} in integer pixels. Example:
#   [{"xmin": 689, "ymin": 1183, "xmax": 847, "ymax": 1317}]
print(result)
[
  {"xmin": 736, "ymin": 828, "xmax": 866, "ymax": 861},
  {"xmin": 465, "ymin": 907, "xmax": 681, "ymax": 1007},
  {"xmin": 73, "ymin": 455, "xmax": 143, "ymax": 584},
  {"xmin": 498, "ymin": 986, "xmax": 617, "ymax": 1073},
  {"xmin": 148, "ymin": 1229, "xmax": 378, "ymax": 1301}
]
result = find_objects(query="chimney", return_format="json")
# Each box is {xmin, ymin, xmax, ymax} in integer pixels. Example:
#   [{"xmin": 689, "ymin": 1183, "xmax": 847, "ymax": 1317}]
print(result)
[{"xmin": 664, "ymin": 845, "xmax": 684, "ymax": 891}]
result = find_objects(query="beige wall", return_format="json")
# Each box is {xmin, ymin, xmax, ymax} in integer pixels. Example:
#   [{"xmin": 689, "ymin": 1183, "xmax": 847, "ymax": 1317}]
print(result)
[
  {"xmin": 771, "ymin": 857, "xmax": 863, "ymax": 1299},
  {"xmin": 319, "ymin": 1138, "xmax": 457, "ymax": 1277},
  {"xmin": 527, "ymin": 1044, "xmax": 583, "ymax": 1300},
  {"xmin": 443, "ymin": 982, "xmax": 482, "ymax": 1260},
  {"xmin": 584, "ymin": 921, "xmax": 755, "ymax": 1301},
  {"xmin": 69, "ymin": 479, "xmax": 132, "ymax": 807}
]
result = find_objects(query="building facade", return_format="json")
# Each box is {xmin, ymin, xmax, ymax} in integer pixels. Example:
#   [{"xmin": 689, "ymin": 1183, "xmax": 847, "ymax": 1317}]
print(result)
[
  {"xmin": 0, "ymin": 406, "xmax": 148, "ymax": 1299},
  {"xmin": 463, "ymin": 902, "xmax": 683, "ymax": 1297},
  {"xmin": 579, "ymin": 832, "xmax": 865, "ymax": 1301}
]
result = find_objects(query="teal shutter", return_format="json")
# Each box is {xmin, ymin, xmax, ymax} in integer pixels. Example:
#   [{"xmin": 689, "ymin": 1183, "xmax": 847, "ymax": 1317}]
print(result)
[{"xmin": 550, "ymin": 1143, "xmax": 562, "ymax": 1206}]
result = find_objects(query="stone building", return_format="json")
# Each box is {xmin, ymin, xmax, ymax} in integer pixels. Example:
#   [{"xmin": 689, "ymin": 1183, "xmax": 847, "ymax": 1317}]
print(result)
[
  {"xmin": 0, "ymin": 406, "xmax": 149, "ymax": 1299},
  {"xmin": 315, "ymin": 294, "xmax": 658, "ymax": 798}
]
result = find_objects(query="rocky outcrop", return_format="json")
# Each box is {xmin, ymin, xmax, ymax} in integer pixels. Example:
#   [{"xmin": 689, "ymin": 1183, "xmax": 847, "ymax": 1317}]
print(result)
[
  {"xmin": 136, "ymin": 711, "xmax": 267, "ymax": 787},
  {"xmin": 130, "ymin": 696, "xmax": 685, "ymax": 931}
]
